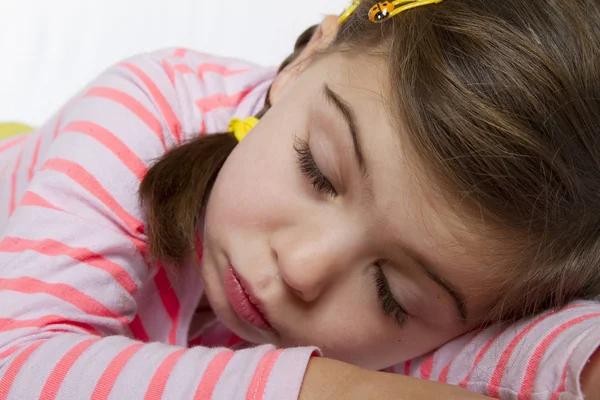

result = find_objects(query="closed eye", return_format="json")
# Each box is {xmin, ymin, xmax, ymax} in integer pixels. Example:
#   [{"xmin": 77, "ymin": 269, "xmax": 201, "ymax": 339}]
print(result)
[{"xmin": 294, "ymin": 137, "xmax": 337, "ymax": 198}]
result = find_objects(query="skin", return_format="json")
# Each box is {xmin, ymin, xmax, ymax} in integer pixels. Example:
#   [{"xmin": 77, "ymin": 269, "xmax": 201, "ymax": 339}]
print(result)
[
  {"xmin": 581, "ymin": 348, "xmax": 600, "ymax": 398},
  {"xmin": 298, "ymin": 357, "xmax": 489, "ymax": 400}
]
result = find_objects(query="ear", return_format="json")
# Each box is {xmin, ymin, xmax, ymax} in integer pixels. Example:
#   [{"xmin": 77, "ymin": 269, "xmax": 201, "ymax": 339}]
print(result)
[{"xmin": 269, "ymin": 15, "xmax": 340, "ymax": 105}]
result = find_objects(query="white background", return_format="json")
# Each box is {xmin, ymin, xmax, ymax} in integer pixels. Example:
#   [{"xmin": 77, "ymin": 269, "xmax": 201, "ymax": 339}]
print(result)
[{"xmin": 0, "ymin": 0, "xmax": 348, "ymax": 125}]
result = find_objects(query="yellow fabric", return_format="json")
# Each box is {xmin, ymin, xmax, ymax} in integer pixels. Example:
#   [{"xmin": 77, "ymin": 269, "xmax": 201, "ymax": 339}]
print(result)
[
  {"xmin": 0, "ymin": 122, "xmax": 34, "ymax": 140},
  {"xmin": 227, "ymin": 117, "xmax": 259, "ymax": 142}
]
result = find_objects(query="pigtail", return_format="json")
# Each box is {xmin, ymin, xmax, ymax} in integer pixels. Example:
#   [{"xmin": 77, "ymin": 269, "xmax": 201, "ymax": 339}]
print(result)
[
  {"xmin": 139, "ymin": 25, "xmax": 319, "ymax": 267},
  {"xmin": 139, "ymin": 133, "xmax": 237, "ymax": 265}
]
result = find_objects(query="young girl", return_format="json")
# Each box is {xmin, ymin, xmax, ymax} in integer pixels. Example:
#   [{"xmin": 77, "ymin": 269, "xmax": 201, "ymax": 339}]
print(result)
[{"xmin": 1, "ymin": 0, "xmax": 599, "ymax": 398}]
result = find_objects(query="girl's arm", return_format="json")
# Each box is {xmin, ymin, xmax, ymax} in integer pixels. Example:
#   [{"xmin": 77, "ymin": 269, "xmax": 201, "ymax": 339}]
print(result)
[
  {"xmin": 385, "ymin": 301, "xmax": 600, "ymax": 399},
  {"xmin": 0, "ymin": 49, "xmax": 316, "ymax": 400},
  {"xmin": 582, "ymin": 347, "xmax": 600, "ymax": 398},
  {"xmin": 299, "ymin": 357, "xmax": 490, "ymax": 399},
  {"xmin": 300, "ymin": 303, "xmax": 600, "ymax": 400}
]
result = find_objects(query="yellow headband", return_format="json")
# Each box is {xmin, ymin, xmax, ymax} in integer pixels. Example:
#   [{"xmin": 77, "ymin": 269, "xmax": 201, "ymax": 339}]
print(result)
[
  {"xmin": 339, "ymin": 0, "xmax": 443, "ymax": 24},
  {"xmin": 228, "ymin": 117, "xmax": 259, "ymax": 142}
]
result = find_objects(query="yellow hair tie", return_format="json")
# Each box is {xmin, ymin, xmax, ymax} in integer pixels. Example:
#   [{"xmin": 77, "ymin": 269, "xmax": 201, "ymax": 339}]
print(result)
[{"xmin": 227, "ymin": 117, "xmax": 259, "ymax": 142}]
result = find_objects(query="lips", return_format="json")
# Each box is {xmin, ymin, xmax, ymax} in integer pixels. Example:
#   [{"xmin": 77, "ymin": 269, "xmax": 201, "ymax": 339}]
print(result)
[{"xmin": 224, "ymin": 265, "xmax": 273, "ymax": 332}]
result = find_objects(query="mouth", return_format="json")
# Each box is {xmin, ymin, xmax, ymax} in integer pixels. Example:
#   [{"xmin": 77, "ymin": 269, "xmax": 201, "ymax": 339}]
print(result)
[{"xmin": 224, "ymin": 265, "xmax": 274, "ymax": 334}]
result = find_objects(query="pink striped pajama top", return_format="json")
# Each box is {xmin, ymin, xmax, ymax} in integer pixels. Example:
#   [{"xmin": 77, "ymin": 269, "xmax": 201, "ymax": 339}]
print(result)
[{"xmin": 0, "ymin": 48, "xmax": 599, "ymax": 400}]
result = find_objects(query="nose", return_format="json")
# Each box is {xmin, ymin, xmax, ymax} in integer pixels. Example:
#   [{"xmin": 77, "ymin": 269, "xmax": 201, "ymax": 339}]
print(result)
[{"xmin": 272, "ymin": 222, "xmax": 363, "ymax": 303}]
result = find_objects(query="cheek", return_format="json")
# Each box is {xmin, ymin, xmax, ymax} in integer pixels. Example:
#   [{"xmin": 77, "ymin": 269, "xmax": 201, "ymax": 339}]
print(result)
[
  {"xmin": 275, "ymin": 278, "xmax": 467, "ymax": 370},
  {"xmin": 204, "ymin": 128, "xmax": 299, "ymax": 232},
  {"xmin": 281, "ymin": 306, "xmax": 412, "ymax": 369}
]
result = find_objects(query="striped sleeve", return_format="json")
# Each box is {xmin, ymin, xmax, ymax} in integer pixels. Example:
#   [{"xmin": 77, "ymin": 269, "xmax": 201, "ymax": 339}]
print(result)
[
  {"xmin": 0, "ymin": 50, "xmax": 315, "ymax": 400},
  {"xmin": 388, "ymin": 300, "xmax": 600, "ymax": 399}
]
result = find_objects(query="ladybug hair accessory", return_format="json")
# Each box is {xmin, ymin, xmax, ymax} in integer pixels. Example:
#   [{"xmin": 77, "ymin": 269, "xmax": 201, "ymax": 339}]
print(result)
[{"xmin": 339, "ymin": 0, "xmax": 443, "ymax": 24}]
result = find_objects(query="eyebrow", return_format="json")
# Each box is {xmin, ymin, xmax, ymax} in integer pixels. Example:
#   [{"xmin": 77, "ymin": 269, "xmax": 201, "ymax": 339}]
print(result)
[
  {"xmin": 323, "ymin": 85, "xmax": 467, "ymax": 322},
  {"xmin": 417, "ymin": 258, "xmax": 468, "ymax": 322},
  {"xmin": 323, "ymin": 84, "xmax": 367, "ymax": 173}
]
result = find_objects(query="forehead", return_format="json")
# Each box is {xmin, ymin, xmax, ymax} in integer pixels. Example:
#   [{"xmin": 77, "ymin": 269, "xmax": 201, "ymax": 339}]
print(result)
[{"xmin": 314, "ymin": 52, "xmax": 390, "ymax": 101}]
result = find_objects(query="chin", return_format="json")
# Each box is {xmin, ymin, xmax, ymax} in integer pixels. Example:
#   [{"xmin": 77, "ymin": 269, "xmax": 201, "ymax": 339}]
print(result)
[
  {"xmin": 220, "ymin": 310, "xmax": 272, "ymax": 345},
  {"xmin": 199, "ymin": 261, "xmax": 272, "ymax": 345}
]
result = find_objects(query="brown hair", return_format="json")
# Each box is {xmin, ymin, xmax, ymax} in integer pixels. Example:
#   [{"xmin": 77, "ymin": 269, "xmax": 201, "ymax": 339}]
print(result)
[{"xmin": 141, "ymin": 0, "xmax": 600, "ymax": 323}]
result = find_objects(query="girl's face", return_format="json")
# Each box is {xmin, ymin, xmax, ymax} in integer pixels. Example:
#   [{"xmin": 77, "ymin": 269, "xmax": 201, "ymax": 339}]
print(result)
[{"xmin": 202, "ymin": 52, "xmax": 490, "ymax": 370}]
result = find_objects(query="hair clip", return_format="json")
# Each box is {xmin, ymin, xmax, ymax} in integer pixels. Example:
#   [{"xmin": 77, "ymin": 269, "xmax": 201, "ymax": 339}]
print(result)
[
  {"xmin": 369, "ymin": 0, "xmax": 443, "ymax": 23},
  {"xmin": 339, "ymin": 0, "xmax": 443, "ymax": 25},
  {"xmin": 339, "ymin": 0, "xmax": 360, "ymax": 24}
]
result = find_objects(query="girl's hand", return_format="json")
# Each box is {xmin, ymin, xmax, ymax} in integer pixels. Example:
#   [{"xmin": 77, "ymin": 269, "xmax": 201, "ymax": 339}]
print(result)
[
  {"xmin": 299, "ymin": 357, "xmax": 490, "ymax": 400},
  {"xmin": 582, "ymin": 347, "xmax": 600, "ymax": 399}
]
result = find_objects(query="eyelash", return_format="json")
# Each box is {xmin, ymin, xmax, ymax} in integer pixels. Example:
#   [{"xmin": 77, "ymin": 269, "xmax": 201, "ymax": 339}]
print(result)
[
  {"xmin": 294, "ymin": 139, "xmax": 406, "ymax": 327},
  {"xmin": 294, "ymin": 138, "xmax": 338, "ymax": 197},
  {"xmin": 372, "ymin": 265, "xmax": 409, "ymax": 327}
]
